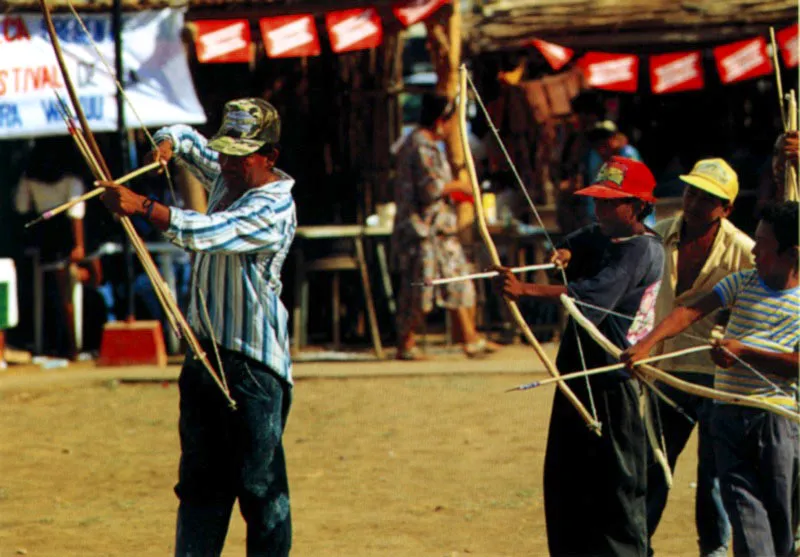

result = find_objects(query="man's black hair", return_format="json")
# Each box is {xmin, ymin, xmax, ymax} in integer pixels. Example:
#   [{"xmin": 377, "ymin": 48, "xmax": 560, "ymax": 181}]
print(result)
[
  {"xmin": 759, "ymin": 201, "xmax": 799, "ymax": 253},
  {"xmin": 636, "ymin": 202, "xmax": 654, "ymax": 223},
  {"xmin": 419, "ymin": 94, "xmax": 453, "ymax": 128},
  {"xmin": 256, "ymin": 142, "xmax": 280, "ymax": 157}
]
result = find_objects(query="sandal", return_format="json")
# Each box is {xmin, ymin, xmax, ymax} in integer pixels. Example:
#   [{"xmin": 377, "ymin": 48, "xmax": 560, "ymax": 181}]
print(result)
[
  {"xmin": 464, "ymin": 338, "xmax": 491, "ymax": 359},
  {"xmin": 395, "ymin": 347, "xmax": 427, "ymax": 361}
]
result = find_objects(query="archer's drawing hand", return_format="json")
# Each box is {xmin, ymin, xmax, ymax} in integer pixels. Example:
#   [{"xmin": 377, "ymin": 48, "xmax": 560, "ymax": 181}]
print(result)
[
  {"xmin": 620, "ymin": 342, "xmax": 651, "ymax": 371},
  {"xmin": 144, "ymin": 140, "xmax": 174, "ymax": 173},
  {"xmin": 491, "ymin": 266, "xmax": 524, "ymax": 302},
  {"xmin": 711, "ymin": 338, "xmax": 744, "ymax": 369},
  {"xmin": 550, "ymin": 249, "xmax": 572, "ymax": 270},
  {"xmin": 99, "ymin": 182, "xmax": 146, "ymax": 217}
]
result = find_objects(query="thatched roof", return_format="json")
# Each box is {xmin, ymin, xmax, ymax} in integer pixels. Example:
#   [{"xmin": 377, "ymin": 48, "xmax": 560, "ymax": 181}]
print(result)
[{"xmin": 463, "ymin": 0, "xmax": 797, "ymax": 52}]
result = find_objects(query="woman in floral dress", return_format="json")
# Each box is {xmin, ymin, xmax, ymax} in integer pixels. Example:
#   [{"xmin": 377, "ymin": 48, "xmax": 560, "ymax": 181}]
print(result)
[{"xmin": 392, "ymin": 94, "xmax": 498, "ymax": 360}]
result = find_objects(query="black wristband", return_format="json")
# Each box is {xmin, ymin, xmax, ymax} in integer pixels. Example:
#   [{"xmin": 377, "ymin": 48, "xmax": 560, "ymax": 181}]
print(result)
[{"xmin": 142, "ymin": 198, "xmax": 155, "ymax": 220}]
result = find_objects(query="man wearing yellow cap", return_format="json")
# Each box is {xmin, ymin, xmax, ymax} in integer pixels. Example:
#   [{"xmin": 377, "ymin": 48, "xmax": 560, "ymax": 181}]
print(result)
[{"xmin": 646, "ymin": 158, "xmax": 754, "ymax": 557}]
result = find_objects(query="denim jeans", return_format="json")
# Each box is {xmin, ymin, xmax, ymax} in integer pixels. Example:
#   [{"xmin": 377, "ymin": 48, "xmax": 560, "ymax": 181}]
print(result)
[
  {"xmin": 174, "ymin": 342, "xmax": 292, "ymax": 557},
  {"xmin": 646, "ymin": 372, "xmax": 730, "ymax": 556},
  {"xmin": 711, "ymin": 404, "xmax": 799, "ymax": 557}
]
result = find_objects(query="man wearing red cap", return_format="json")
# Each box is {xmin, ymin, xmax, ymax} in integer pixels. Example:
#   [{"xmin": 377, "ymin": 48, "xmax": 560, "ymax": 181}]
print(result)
[{"xmin": 495, "ymin": 156, "xmax": 664, "ymax": 556}]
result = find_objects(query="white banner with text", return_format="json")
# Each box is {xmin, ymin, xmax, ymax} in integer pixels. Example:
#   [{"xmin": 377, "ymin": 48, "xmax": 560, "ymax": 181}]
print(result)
[{"xmin": 0, "ymin": 9, "xmax": 206, "ymax": 139}]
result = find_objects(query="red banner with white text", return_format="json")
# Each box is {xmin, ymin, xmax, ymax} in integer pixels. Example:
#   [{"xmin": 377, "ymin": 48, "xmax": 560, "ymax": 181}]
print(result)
[
  {"xmin": 649, "ymin": 51, "xmax": 704, "ymax": 94},
  {"xmin": 777, "ymin": 24, "xmax": 798, "ymax": 68},
  {"xmin": 260, "ymin": 15, "xmax": 320, "ymax": 58},
  {"xmin": 325, "ymin": 8, "xmax": 383, "ymax": 53},
  {"xmin": 713, "ymin": 37, "xmax": 772, "ymax": 84},
  {"xmin": 578, "ymin": 52, "xmax": 639, "ymax": 92},
  {"xmin": 392, "ymin": 0, "xmax": 450, "ymax": 27},
  {"xmin": 193, "ymin": 19, "xmax": 251, "ymax": 64}
]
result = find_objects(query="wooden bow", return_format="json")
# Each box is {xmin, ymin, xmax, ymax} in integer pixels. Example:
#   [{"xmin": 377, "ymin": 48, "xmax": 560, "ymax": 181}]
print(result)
[
  {"xmin": 457, "ymin": 65, "xmax": 602, "ymax": 434},
  {"xmin": 38, "ymin": 0, "xmax": 235, "ymax": 408},
  {"xmin": 561, "ymin": 294, "xmax": 800, "ymax": 424}
]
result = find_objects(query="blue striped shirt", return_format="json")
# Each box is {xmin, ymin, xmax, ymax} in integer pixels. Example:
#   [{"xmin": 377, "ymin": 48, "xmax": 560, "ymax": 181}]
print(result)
[
  {"xmin": 713, "ymin": 270, "xmax": 800, "ymax": 408},
  {"xmin": 154, "ymin": 125, "xmax": 297, "ymax": 384}
]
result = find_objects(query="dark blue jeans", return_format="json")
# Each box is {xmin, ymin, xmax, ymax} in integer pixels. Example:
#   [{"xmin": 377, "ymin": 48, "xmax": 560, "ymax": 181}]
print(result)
[
  {"xmin": 174, "ymin": 343, "xmax": 292, "ymax": 557},
  {"xmin": 711, "ymin": 404, "xmax": 799, "ymax": 557},
  {"xmin": 646, "ymin": 372, "xmax": 730, "ymax": 556}
]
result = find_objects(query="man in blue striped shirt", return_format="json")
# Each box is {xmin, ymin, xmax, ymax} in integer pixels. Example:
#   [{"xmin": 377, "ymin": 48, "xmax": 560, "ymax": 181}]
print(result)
[
  {"xmin": 623, "ymin": 201, "xmax": 800, "ymax": 556},
  {"xmin": 101, "ymin": 98, "xmax": 296, "ymax": 556}
]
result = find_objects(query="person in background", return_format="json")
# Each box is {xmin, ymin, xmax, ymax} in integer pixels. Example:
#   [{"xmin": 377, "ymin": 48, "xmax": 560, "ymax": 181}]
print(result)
[
  {"xmin": 392, "ymin": 93, "xmax": 500, "ymax": 360},
  {"xmin": 495, "ymin": 156, "xmax": 664, "ymax": 556},
  {"xmin": 645, "ymin": 158, "xmax": 754, "ymax": 557},
  {"xmin": 100, "ymin": 98, "xmax": 295, "ymax": 556},
  {"xmin": 623, "ymin": 201, "xmax": 800, "ymax": 557},
  {"xmin": 586, "ymin": 120, "xmax": 643, "ymax": 184},
  {"xmin": 14, "ymin": 141, "xmax": 102, "ymax": 359}
]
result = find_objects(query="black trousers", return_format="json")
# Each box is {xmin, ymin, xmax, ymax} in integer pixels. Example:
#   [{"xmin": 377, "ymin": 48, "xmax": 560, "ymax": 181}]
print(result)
[{"xmin": 544, "ymin": 376, "xmax": 648, "ymax": 557}]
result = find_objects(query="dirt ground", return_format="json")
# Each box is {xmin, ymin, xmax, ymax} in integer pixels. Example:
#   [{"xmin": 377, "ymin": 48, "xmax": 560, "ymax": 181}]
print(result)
[{"xmin": 0, "ymin": 346, "xmax": 708, "ymax": 556}]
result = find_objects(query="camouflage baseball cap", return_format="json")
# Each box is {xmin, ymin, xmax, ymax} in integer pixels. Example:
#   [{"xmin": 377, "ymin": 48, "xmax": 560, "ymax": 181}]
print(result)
[{"xmin": 207, "ymin": 98, "xmax": 281, "ymax": 156}]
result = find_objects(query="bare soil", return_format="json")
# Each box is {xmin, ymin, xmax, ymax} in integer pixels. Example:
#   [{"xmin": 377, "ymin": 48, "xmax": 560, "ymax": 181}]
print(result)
[{"xmin": 0, "ymin": 352, "xmax": 706, "ymax": 556}]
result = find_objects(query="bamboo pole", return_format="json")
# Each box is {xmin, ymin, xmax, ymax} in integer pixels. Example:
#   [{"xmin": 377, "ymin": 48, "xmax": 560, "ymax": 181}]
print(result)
[
  {"xmin": 785, "ymin": 91, "xmax": 799, "ymax": 201},
  {"xmin": 770, "ymin": 27, "xmax": 787, "ymax": 129}
]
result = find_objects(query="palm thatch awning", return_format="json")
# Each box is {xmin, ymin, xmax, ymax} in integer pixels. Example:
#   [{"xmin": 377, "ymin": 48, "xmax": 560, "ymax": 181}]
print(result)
[{"xmin": 463, "ymin": 0, "xmax": 797, "ymax": 51}]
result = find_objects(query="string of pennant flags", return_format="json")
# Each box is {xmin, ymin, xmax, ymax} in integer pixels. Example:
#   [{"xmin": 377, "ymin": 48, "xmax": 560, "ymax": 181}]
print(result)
[
  {"xmin": 192, "ymin": 0, "xmax": 449, "ymax": 62},
  {"xmin": 532, "ymin": 25, "xmax": 798, "ymax": 93},
  {"xmin": 190, "ymin": 0, "xmax": 797, "ymax": 96}
]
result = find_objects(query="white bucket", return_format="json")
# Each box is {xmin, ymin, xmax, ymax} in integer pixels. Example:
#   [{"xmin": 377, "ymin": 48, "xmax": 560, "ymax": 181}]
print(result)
[{"xmin": 0, "ymin": 259, "xmax": 19, "ymax": 329}]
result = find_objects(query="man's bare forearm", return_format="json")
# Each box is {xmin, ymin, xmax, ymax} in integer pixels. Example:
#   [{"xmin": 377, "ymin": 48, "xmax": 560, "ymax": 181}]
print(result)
[
  {"xmin": 737, "ymin": 345, "xmax": 800, "ymax": 380},
  {"xmin": 522, "ymin": 283, "xmax": 568, "ymax": 299}
]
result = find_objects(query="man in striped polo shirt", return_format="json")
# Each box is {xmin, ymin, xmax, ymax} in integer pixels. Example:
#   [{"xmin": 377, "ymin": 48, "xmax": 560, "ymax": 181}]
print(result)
[
  {"xmin": 623, "ymin": 201, "xmax": 800, "ymax": 556},
  {"xmin": 101, "ymin": 98, "xmax": 295, "ymax": 556}
]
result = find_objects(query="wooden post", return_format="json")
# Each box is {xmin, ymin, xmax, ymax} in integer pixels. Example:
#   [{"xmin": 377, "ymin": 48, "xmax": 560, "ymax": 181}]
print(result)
[{"xmin": 425, "ymin": 4, "xmax": 475, "ymax": 247}]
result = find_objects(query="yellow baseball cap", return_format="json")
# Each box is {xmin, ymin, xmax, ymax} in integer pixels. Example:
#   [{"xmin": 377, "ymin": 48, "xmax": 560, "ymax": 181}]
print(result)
[{"xmin": 679, "ymin": 158, "xmax": 739, "ymax": 201}]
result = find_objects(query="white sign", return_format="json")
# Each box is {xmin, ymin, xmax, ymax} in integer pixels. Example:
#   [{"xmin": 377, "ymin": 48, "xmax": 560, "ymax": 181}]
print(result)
[{"xmin": 0, "ymin": 9, "xmax": 206, "ymax": 139}]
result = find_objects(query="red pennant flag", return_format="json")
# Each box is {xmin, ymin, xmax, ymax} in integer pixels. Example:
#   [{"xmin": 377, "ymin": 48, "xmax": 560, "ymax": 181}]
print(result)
[
  {"xmin": 260, "ymin": 15, "xmax": 321, "ymax": 58},
  {"xmin": 578, "ymin": 52, "xmax": 639, "ymax": 92},
  {"xmin": 194, "ymin": 20, "xmax": 251, "ymax": 64},
  {"xmin": 530, "ymin": 39, "xmax": 574, "ymax": 71},
  {"xmin": 325, "ymin": 8, "xmax": 383, "ymax": 53},
  {"xmin": 649, "ymin": 51, "xmax": 704, "ymax": 94},
  {"xmin": 777, "ymin": 24, "xmax": 799, "ymax": 68},
  {"xmin": 713, "ymin": 37, "xmax": 772, "ymax": 84},
  {"xmin": 393, "ymin": 0, "xmax": 450, "ymax": 27}
]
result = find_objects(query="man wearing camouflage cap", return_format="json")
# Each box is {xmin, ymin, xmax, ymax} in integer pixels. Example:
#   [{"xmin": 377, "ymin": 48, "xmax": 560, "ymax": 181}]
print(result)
[
  {"xmin": 100, "ymin": 97, "xmax": 295, "ymax": 556},
  {"xmin": 645, "ymin": 158, "xmax": 754, "ymax": 557}
]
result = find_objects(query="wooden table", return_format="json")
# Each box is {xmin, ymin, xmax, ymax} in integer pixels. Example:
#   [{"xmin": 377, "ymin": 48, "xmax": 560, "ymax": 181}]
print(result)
[{"xmin": 292, "ymin": 224, "xmax": 393, "ymax": 359}]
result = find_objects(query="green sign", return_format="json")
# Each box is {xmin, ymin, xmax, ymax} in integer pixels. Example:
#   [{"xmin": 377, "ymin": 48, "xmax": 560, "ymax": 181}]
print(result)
[{"xmin": 0, "ymin": 282, "xmax": 8, "ymax": 329}]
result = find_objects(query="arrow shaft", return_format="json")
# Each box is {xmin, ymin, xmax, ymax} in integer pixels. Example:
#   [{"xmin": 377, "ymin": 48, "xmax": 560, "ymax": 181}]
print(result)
[
  {"xmin": 417, "ymin": 263, "xmax": 555, "ymax": 286},
  {"xmin": 513, "ymin": 345, "xmax": 712, "ymax": 391}
]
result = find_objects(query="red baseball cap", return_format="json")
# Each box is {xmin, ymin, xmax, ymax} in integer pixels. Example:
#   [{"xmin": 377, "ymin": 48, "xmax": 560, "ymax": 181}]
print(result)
[{"xmin": 575, "ymin": 156, "xmax": 657, "ymax": 203}]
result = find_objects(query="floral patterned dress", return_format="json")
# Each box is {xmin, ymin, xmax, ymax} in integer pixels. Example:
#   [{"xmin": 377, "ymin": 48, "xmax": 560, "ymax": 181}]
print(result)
[{"xmin": 391, "ymin": 128, "xmax": 476, "ymax": 340}]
